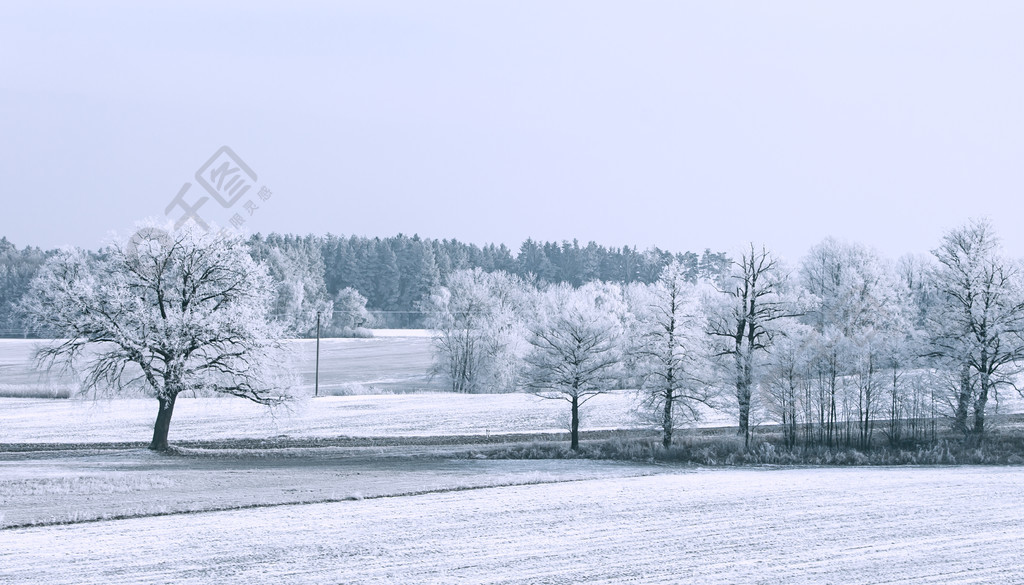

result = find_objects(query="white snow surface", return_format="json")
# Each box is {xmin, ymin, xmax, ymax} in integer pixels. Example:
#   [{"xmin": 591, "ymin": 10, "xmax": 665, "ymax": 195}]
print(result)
[
  {"xmin": 2, "ymin": 466, "xmax": 1022, "ymax": 584},
  {"xmin": 0, "ymin": 391, "xmax": 702, "ymax": 444},
  {"xmin": 0, "ymin": 451, "xmax": 658, "ymax": 528},
  {"xmin": 369, "ymin": 328, "xmax": 434, "ymax": 337}
]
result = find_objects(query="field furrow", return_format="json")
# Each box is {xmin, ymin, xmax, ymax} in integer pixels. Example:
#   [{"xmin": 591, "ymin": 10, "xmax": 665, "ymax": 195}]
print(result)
[{"xmin": 3, "ymin": 466, "xmax": 1022, "ymax": 584}]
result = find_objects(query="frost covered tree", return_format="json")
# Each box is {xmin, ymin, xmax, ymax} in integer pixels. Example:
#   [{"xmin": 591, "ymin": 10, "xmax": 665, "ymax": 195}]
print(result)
[
  {"xmin": 760, "ymin": 319, "xmax": 814, "ymax": 448},
  {"xmin": 524, "ymin": 283, "xmax": 624, "ymax": 450},
  {"xmin": 799, "ymin": 239, "xmax": 913, "ymax": 448},
  {"xmin": 425, "ymin": 268, "xmax": 531, "ymax": 393},
  {"xmin": 330, "ymin": 286, "xmax": 373, "ymax": 334},
  {"xmin": 886, "ymin": 254, "xmax": 939, "ymax": 445},
  {"xmin": 630, "ymin": 261, "xmax": 712, "ymax": 448},
  {"xmin": 928, "ymin": 219, "xmax": 1024, "ymax": 438},
  {"xmin": 898, "ymin": 253, "xmax": 940, "ymax": 330},
  {"xmin": 20, "ymin": 225, "xmax": 291, "ymax": 451},
  {"xmin": 705, "ymin": 244, "xmax": 792, "ymax": 448},
  {"xmin": 256, "ymin": 245, "xmax": 333, "ymax": 337}
]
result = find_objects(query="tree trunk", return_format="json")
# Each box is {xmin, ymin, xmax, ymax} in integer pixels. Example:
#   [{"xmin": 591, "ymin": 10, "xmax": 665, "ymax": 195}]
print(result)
[
  {"xmin": 973, "ymin": 369, "xmax": 990, "ymax": 437},
  {"xmin": 736, "ymin": 357, "xmax": 752, "ymax": 449},
  {"xmin": 889, "ymin": 369, "xmax": 901, "ymax": 447},
  {"xmin": 570, "ymin": 394, "xmax": 580, "ymax": 451},
  {"xmin": 828, "ymin": 374, "xmax": 837, "ymax": 449},
  {"xmin": 954, "ymin": 364, "xmax": 971, "ymax": 436},
  {"xmin": 662, "ymin": 391, "xmax": 674, "ymax": 449},
  {"xmin": 738, "ymin": 388, "xmax": 750, "ymax": 449},
  {"xmin": 149, "ymin": 395, "xmax": 177, "ymax": 451}
]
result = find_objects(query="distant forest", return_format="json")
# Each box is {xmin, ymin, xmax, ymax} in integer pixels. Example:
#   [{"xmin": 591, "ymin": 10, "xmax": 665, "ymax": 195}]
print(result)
[{"xmin": 0, "ymin": 234, "xmax": 729, "ymax": 334}]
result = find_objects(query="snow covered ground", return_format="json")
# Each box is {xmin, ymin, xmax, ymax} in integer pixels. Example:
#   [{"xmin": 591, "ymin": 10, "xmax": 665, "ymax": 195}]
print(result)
[
  {"xmin": 5, "ymin": 337, "xmax": 1024, "ymax": 584},
  {"xmin": 369, "ymin": 328, "xmax": 434, "ymax": 337},
  {"xmin": 0, "ymin": 390, "xmax": 700, "ymax": 444},
  {"xmin": 0, "ymin": 449, "xmax": 659, "ymax": 528},
  {"xmin": 0, "ymin": 333, "xmax": 734, "ymax": 446},
  {"xmin": 3, "ymin": 466, "xmax": 1022, "ymax": 584},
  {"xmin": 0, "ymin": 334, "xmax": 443, "ymax": 397},
  {"xmin": 5, "ymin": 335, "xmax": 1023, "ymax": 446}
]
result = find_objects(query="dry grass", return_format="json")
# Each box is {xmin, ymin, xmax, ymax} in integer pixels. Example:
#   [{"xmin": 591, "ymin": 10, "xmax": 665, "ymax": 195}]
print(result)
[{"xmin": 0, "ymin": 475, "xmax": 175, "ymax": 497}]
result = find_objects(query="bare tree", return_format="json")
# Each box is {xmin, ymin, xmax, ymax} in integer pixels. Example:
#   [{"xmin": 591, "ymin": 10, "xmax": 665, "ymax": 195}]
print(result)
[
  {"xmin": 524, "ymin": 283, "xmax": 623, "ymax": 451},
  {"xmin": 761, "ymin": 320, "xmax": 813, "ymax": 449},
  {"xmin": 929, "ymin": 219, "xmax": 1024, "ymax": 438},
  {"xmin": 797, "ymin": 238, "xmax": 911, "ymax": 449},
  {"xmin": 20, "ymin": 225, "xmax": 290, "ymax": 450},
  {"xmin": 705, "ymin": 244, "xmax": 791, "ymax": 448},
  {"xmin": 631, "ymin": 262, "xmax": 712, "ymax": 448}
]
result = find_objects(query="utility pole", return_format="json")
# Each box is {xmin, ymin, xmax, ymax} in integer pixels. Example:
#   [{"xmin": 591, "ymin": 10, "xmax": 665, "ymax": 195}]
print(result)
[{"xmin": 315, "ymin": 311, "xmax": 321, "ymax": 398}]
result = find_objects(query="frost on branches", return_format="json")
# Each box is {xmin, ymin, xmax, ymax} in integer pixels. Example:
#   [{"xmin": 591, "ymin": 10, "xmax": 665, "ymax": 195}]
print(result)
[
  {"xmin": 425, "ymin": 268, "xmax": 532, "ymax": 394},
  {"xmin": 524, "ymin": 283, "xmax": 624, "ymax": 451},
  {"xmin": 21, "ymin": 225, "xmax": 292, "ymax": 450},
  {"xmin": 628, "ymin": 261, "xmax": 713, "ymax": 449},
  {"xmin": 704, "ymin": 244, "xmax": 793, "ymax": 449},
  {"xmin": 928, "ymin": 219, "xmax": 1024, "ymax": 438}
]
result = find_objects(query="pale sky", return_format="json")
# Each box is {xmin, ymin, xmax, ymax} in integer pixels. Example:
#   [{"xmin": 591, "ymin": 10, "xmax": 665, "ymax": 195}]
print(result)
[{"xmin": 2, "ymin": 1, "xmax": 1022, "ymax": 263}]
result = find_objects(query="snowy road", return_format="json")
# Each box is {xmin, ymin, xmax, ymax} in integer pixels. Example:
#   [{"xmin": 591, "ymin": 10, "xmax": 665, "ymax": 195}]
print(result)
[{"xmin": 3, "ymin": 466, "xmax": 1022, "ymax": 584}]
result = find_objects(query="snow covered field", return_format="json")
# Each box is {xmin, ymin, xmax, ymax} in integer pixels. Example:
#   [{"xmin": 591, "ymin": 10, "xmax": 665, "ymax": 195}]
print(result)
[
  {"xmin": 3, "ymin": 466, "xmax": 1022, "ymax": 584},
  {"xmin": 0, "ymin": 333, "xmax": 735, "ymax": 445},
  {"xmin": 0, "ymin": 450, "xmax": 659, "ymax": 528},
  {"xmin": 0, "ymin": 390, "xmax": 679, "ymax": 444},
  {"xmin": 5, "ymin": 334, "xmax": 1024, "ymax": 584},
  {"xmin": 5, "ymin": 335, "xmax": 1023, "ymax": 447},
  {"xmin": 0, "ymin": 333, "xmax": 442, "ymax": 397}
]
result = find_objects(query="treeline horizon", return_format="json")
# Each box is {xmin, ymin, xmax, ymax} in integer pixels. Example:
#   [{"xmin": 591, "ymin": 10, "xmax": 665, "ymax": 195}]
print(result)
[{"xmin": 0, "ymin": 232, "xmax": 730, "ymax": 335}]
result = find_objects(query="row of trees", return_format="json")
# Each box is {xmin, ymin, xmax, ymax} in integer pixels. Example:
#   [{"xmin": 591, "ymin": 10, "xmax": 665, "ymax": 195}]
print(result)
[
  {"xmin": 8, "ymin": 226, "xmax": 726, "ymax": 450},
  {"xmin": 0, "ymin": 233, "xmax": 729, "ymax": 336},
  {"xmin": 15, "ymin": 218, "xmax": 1023, "ymax": 452},
  {"xmin": 429, "ymin": 220, "xmax": 1024, "ymax": 450}
]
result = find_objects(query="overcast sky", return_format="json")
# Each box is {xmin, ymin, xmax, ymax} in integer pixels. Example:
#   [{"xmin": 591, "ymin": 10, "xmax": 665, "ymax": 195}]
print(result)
[{"xmin": 2, "ymin": 1, "xmax": 1022, "ymax": 262}]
